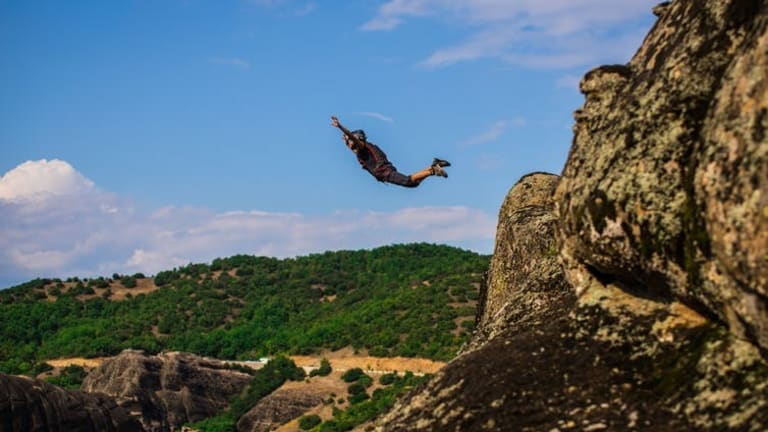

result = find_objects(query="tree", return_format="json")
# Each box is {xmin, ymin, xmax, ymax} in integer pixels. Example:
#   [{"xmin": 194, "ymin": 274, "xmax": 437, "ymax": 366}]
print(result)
[
  {"xmin": 45, "ymin": 365, "xmax": 86, "ymax": 389},
  {"xmin": 341, "ymin": 367, "xmax": 365, "ymax": 383},
  {"xmin": 299, "ymin": 415, "xmax": 322, "ymax": 430},
  {"xmin": 310, "ymin": 358, "xmax": 332, "ymax": 377}
]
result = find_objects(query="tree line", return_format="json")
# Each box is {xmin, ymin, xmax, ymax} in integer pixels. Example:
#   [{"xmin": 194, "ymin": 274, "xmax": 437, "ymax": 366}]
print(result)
[{"xmin": 0, "ymin": 243, "xmax": 489, "ymax": 376}]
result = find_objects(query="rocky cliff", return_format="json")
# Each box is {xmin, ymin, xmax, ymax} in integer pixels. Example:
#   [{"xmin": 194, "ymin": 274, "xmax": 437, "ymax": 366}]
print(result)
[
  {"xmin": 0, "ymin": 373, "xmax": 144, "ymax": 432},
  {"xmin": 368, "ymin": 0, "xmax": 768, "ymax": 430},
  {"xmin": 81, "ymin": 350, "xmax": 253, "ymax": 432},
  {"xmin": 558, "ymin": 0, "xmax": 768, "ymax": 354},
  {"xmin": 236, "ymin": 388, "xmax": 324, "ymax": 432}
]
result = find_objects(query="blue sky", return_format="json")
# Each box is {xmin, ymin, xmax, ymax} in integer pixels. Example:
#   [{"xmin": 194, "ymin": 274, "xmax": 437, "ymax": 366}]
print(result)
[{"xmin": 0, "ymin": 0, "xmax": 658, "ymax": 288}]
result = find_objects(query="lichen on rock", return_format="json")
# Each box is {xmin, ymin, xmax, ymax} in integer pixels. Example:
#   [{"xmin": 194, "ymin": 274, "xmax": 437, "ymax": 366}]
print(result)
[
  {"xmin": 557, "ymin": 0, "xmax": 768, "ymax": 352},
  {"xmin": 367, "ymin": 1, "xmax": 768, "ymax": 431}
]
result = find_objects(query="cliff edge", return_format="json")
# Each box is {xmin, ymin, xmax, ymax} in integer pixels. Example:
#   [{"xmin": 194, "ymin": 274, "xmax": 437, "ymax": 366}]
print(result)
[{"xmin": 369, "ymin": 1, "xmax": 768, "ymax": 430}]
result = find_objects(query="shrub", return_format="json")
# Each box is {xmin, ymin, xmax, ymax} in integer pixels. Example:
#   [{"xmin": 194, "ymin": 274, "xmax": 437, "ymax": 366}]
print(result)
[
  {"xmin": 70, "ymin": 284, "xmax": 95, "ymax": 296},
  {"xmin": 186, "ymin": 413, "xmax": 236, "ymax": 432},
  {"xmin": 368, "ymin": 346, "xmax": 388, "ymax": 357},
  {"xmin": 379, "ymin": 373, "xmax": 397, "ymax": 386},
  {"xmin": 32, "ymin": 362, "xmax": 53, "ymax": 375},
  {"xmin": 347, "ymin": 382, "xmax": 366, "ymax": 396},
  {"xmin": 46, "ymin": 365, "xmax": 86, "ymax": 389},
  {"xmin": 299, "ymin": 414, "xmax": 322, "ymax": 430},
  {"xmin": 229, "ymin": 355, "xmax": 305, "ymax": 419},
  {"xmin": 154, "ymin": 270, "xmax": 178, "ymax": 286},
  {"xmin": 341, "ymin": 367, "xmax": 365, "ymax": 383},
  {"xmin": 225, "ymin": 362, "xmax": 256, "ymax": 375},
  {"xmin": 88, "ymin": 278, "xmax": 109, "ymax": 289},
  {"xmin": 359, "ymin": 375, "xmax": 373, "ymax": 388},
  {"xmin": 236, "ymin": 267, "xmax": 254, "ymax": 277},
  {"xmin": 348, "ymin": 391, "xmax": 370, "ymax": 405},
  {"xmin": 310, "ymin": 358, "xmax": 331, "ymax": 377},
  {"xmin": 318, "ymin": 420, "xmax": 340, "ymax": 432}
]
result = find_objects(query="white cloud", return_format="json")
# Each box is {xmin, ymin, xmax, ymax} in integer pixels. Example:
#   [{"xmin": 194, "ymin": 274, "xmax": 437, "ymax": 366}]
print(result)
[
  {"xmin": 0, "ymin": 159, "xmax": 95, "ymax": 201},
  {"xmin": 0, "ymin": 160, "xmax": 495, "ymax": 288},
  {"xmin": 421, "ymin": 25, "xmax": 518, "ymax": 68},
  {"xmin": 459, "ymin": 118, "xmax": 525, "ymax": 147},
  {"xmin": 361, "ymin": 0, "xmax": 433, "ymax": 30},
  {"xmin": 356, "ymin": 112, "xmax": 394, "ymax": 123},
  {"xmin": 364, "ymin": 0, "xmax": 656, "ymax": 69},
  {"xmin": 115, "ymin": 206, "xmax": 495, "ymax": 276},
  {"xmin": 127, "ymin": 249, "xmax": 187, "ymax": 274}
]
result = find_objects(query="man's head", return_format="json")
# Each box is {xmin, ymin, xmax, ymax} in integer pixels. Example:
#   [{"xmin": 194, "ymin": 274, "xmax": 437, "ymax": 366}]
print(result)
[
  {"xmin": 344, "ymin": 129, "xmax": 366, "ymax": 150},
  {"xmin": 351, "ymin": 130, "xmax": 366, "ymax": 141}
]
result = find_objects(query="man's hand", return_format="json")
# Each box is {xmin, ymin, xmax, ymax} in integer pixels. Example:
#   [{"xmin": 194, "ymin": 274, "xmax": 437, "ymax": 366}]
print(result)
[{"xmin": 331, "ymin": 116, "xmax": 340, "ymax": 128}]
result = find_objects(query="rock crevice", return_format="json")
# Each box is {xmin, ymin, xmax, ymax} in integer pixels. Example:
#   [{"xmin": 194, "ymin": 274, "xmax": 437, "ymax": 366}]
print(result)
[{"xmin": 369, "ymin": 0, "xmax": 768, "ymax": 430}]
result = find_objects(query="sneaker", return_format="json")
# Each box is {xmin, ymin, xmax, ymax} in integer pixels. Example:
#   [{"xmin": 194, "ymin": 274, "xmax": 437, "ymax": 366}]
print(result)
[
  {"xmin": 432, "ymin": 158, "xmax": 451, "ymax": 167},
  {"xmin": 431, "ymin": 165, "xmax": 448, "ymax": 178}
]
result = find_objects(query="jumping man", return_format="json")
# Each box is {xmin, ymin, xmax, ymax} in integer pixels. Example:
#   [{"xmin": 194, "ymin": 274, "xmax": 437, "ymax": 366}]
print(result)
[{"xmin": 331, "ymin": 116, "xmax": 450, "ymax": 188}]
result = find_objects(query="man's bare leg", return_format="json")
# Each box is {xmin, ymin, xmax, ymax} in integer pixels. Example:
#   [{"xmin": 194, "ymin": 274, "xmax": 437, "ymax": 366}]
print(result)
[{"xmin": 409, "ymin": 164, "xmax": 448, "ymax": 184}]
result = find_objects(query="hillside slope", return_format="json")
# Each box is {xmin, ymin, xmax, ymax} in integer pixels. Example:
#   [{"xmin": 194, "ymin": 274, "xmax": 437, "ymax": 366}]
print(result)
[{"xmin": 0, "ymin": 243, "xmax": 488, "ymax": 377}]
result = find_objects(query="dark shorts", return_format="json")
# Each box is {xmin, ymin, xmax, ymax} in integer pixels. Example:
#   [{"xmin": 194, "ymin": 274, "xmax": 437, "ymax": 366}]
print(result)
[{"xmin": 377, "ymin": 166, "xmax": 419, "ymax": 188}]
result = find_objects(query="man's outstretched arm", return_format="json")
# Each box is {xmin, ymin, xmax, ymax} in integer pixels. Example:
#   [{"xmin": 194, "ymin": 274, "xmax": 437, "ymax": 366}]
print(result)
[{"xmin": 331, "ymin": 116, "xmax": 365, "ymax": 149}]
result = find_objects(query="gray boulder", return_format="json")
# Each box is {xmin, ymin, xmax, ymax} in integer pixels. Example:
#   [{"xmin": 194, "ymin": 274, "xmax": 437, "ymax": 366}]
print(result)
[
  {"xmin": 236, "ymin": 388, "xmax": 324, "ymax": 432},
  {"xmin": 557, "ymin": 0, "xmax": 768, "ymax": 350},
  {"xmin": 81, "ymin": 350, "xmax": 253, "ymax": 431},
  {"xmin": 468, "ymin": 172, "xmax": 569, "ymax": 352},
  {"xmin": 0, "ymin": 372, "xmax": 143, "ymax": 432}
]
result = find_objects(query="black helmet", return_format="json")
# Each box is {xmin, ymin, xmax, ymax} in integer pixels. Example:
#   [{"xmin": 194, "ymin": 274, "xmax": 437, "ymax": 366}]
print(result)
[{"xmin": 351, "ymin": 129, "xmax": 367, "ymax": 141}]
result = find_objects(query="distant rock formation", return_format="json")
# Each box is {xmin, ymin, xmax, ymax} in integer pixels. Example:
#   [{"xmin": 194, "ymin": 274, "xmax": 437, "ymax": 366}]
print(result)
[
  {"xmin": 236, "ymin": 388, "xmax": 324, "ymax": 432},
  {"xmin": 368, "ymin": 0, "xmax": 768, "ymax": 431},
  {"xmin": 81, "ymin": 350, "xmax": 253, "ymax": 432},
  {"xmin": 0, "ymin": 373, "xmax": 144, "ymax": 432}
]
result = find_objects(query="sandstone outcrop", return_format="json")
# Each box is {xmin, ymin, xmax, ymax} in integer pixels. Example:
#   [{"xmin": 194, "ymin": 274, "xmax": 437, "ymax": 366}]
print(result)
[
  {"xmin": 236, "ymin": 388, "xmax": 324, "ymax": 432},
  {"xmin": 81, "ymin": 350, "xmax": 253, "ymax": 431},
  {"xmin": 368, "ymin": 0, "xmax": 768, "ymax": 430},
  {"xmin": 557, "ymin": 0, "xmax": 768, "ymax": 351},
  {"xmin": 0, "ymin": 372, "xmax": 144, "ymax": 432},
  {"xmin": 468, "ymin": 172, "xmax": 569, "ymax": 351},
  {"xmin": 370, "ymin": 168, "xmax": 767, "ymax": 432}
]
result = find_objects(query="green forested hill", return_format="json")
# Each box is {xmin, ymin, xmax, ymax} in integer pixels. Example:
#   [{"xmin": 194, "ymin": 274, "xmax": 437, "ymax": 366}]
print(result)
[{"xmin": 0, "ymin": 243, "xmax": 489, "ymax": 375}]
